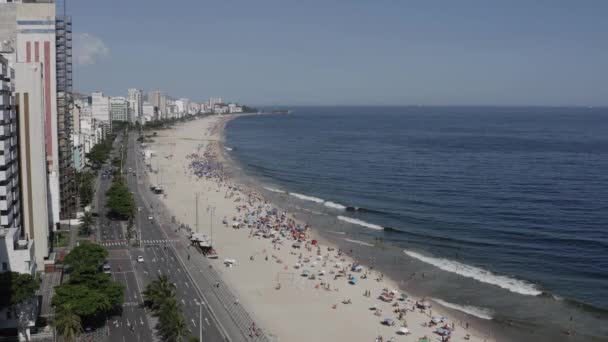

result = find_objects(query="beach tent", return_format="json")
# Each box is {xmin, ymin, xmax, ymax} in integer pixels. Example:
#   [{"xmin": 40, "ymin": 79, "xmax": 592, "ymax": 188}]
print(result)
[
  {"xmin": 431, "ymin": 317, "xmax": 444, "ymax": 324},
  {"xmin": 417, "ymin": 300, "xmax": 431, "ymax": 309},
  {"xmin": 398, "ymin": 327, "xmax": 410, "ymax": 335},
  {"xmin": 435, "ymin": 328, "xmax": 451, "ymax": 336},
  {"xmin": 349, "ymin": 277, "xmax": 358, "ymax": 285},
  {"xmin": 382, "ymin": 318, "xmax": 394, "ymax": 326}
]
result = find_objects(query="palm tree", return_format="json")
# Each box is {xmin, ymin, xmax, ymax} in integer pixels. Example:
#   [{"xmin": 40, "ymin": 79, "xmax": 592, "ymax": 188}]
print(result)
[
  {"xmin": 156, "ymin": 298, "xmax": 188, "ymax": 342},
  {"xmin": 53, "ymin": 304, "xmax": 81, "ymax": 342},
  {"xmin": 79, "ymin": 211, "xmax": 95, "ymax": 236},
  {"xmin": 143, "ymin": 275, "xmax": 175, "ymax": 313}
]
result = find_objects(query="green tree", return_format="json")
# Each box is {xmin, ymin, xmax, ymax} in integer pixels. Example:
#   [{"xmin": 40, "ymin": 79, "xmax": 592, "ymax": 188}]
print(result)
[
  {"xmin": 52, "ymin": 284, "xmax": 112, "ymax": 320},
  {"xmin": 53, "ymin": 304, "xmax": 82, "ymax": 342},
  {"xmin": 0, "ymin": 272, "xmax": 39, "ymax": 309},
  {"xmin": 188, "ymin": 336, "xmax": 200, "ymax": 342},
  {"xmin": 63, "ymin": 242, "xmax": 108, "ymax": 270},
  {"xmin": 106, "ymin": 176, "xmax": 134, "ymax": 219},
  {"xmin": 79, "ymin": 211, "xmax": 95, "ymax": 236},
  {"xmin": 142, "ymin": 275, "xmax": 175, "ymax": 313},
  {"xmin": 76, "ymin": 171, "xmax": 95, "ymax": 208},
  {"xmin": 0, "ymin": 272, "xmax": 40, "ymax": 340},
  {"xmin": 156, "ymin": 298, "xmax": 188, "ymax": 342}
]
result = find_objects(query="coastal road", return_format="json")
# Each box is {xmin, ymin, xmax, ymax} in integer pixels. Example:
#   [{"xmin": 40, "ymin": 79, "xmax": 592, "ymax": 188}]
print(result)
[
  {"xmin": 95, "ymin": 133, "xmax": 154, "ymax": 342},
  {"xmin": 123, "ymin": 131, "xmax": 228, "ymax": 341}
]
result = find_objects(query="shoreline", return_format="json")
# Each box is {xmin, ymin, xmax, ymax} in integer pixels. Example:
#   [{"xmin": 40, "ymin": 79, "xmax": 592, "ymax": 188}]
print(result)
[{"xmin": 147, "ymin": 114, "xmax": 498, "ymax": 342}]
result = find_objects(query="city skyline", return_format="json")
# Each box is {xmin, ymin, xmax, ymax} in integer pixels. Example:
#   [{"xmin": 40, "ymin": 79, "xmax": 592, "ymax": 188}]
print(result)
[{"xmin": 70, "ymin": 0, "xmax": 608, "ymax": 107}]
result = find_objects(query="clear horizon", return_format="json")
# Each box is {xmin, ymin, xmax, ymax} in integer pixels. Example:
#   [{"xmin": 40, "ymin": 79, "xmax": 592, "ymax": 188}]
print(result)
[{"xmin": 70, "ymin": 0, "xmax": 608, "ymax": 107}]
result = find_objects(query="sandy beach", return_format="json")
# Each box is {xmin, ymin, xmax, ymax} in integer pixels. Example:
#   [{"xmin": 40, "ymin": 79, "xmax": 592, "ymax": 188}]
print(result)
[{"xmin": 145, "ymin": 114, "xmax": 495, "ymax": 342}]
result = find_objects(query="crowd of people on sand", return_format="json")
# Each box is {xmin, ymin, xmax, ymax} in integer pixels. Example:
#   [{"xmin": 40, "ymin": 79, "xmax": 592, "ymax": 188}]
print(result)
[{"xmin": 178, "ymin": 122, "xmax": 479, "ymax": 342}]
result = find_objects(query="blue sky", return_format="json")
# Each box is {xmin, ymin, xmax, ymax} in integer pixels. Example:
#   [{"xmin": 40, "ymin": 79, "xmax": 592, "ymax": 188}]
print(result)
[{"xmin": 69, "ymin": 0, "xmax": 608, "ymax": 106}]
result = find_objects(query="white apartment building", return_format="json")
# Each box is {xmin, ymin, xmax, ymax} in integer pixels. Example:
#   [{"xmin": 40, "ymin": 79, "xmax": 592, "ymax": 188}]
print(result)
[
  {"xmin": 228, "ymin": 103, "xmax": 243, "ymax": 113},
  {"xmin": 175, "ymin": 98, "xmax": 189, "ymax": 116},
  {"xmin": 0, "ymin": 1, "xmax": 61, "ymax": 228},
  {"xmin": 208, "ymin": 97, "xmax": 223, "ymax": 108},
  {"xmin": 14, "ymin": 62, "xmax": 50, "ymax": 272},
  {"xmin": 110, "ymin": 96, "xmax": 128, "ymax": 122},
  {"xmin": 127, "ymin": 88, "xmax": 142, "ymax": 124},
  {"xmin": 91, "ymin": 91, "xmax": 110, "ymax": 122}
]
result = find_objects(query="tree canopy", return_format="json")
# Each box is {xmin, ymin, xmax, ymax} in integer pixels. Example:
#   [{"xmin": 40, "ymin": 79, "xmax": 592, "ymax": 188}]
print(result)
[
  {"xmin": 52, "ymin": 243, "xmax": 123, "ymax": 326},
  {"xmin": 0, "ymin": 272, "xmax": 39, "ymax": 308},
  {"xmin": 63, "ymin": 242, "xmax": 108, "ymax": 270},
  {"xmin": 85, "ymin": 139, "xmax": 113, "ymax": 167},
  {"xmin": 106, "ymin": 176, "xmax": 135, "ymax": 219}
]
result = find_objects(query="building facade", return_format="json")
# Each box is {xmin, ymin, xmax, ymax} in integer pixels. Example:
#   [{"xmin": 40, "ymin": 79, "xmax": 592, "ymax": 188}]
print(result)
[
  {"xmin": 127, "ymin": 88, "xmax": 142, "ymax": 124},
  {"xmin": 110, "ymin": 96, "xmax": 127, "ymax": 122},
  {"xmin": 14, "ymin": 62, "xmax": 50, "ymax": 271},
  {"xmin": 91, "ymin": 91, "xmax": 110, "ymax": 122}
]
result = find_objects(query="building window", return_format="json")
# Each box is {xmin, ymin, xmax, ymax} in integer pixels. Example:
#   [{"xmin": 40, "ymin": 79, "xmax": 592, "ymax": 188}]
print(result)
[
  {"xmin": 6, "ymin": 311, "xmax": 11, "ymax": 319},
  {"xmin": 2, "ymin": 262, "xmax": 7, "ymax": 271}
]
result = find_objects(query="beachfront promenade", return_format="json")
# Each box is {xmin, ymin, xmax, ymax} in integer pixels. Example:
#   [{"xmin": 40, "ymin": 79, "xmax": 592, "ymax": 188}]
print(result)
[{"xmin": 126, "ymin": 131, "xmax": 269, "ymax": 342}]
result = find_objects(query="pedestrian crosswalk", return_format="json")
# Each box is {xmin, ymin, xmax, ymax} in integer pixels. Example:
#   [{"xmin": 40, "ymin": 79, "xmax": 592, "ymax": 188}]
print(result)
[
  {"xmin": 101, "ymin": 241, "xmax": 128, "ymax": 247},
  {"xmin": 100, "ymin": 239, "xmax": 179, "ymax": 247},
  {"xmin": 142, "ymin": 239, "xmax": 179, "ymax": 245}
]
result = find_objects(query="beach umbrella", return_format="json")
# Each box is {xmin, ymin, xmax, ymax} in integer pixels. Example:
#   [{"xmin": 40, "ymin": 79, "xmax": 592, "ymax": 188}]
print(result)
[
  {"xmin": 398, "ymin": 327, "xmax": 409, "ymax": 335},
  {"xmin": 431, "ymin": 317, "xmax": 443, "ymax": 324}
]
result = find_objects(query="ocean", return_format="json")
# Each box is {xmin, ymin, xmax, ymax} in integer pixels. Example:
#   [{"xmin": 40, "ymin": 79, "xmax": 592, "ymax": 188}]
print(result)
[{"xmin": 223, "ymin": 106, "xmax": 608, "ymax": 341}]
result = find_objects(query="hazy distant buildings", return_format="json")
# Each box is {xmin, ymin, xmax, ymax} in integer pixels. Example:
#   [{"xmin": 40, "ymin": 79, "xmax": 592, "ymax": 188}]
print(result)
[
  {"xmin": 110, "ymin": 96, "xmax": 128, "ymax": 122},
  {"xmin": 127, "ymin": 88, "xmax": 143, "ymax": 124},
  {"xmin": 91, "ymin": 91, "xmax": 110, "ymax": 122}
]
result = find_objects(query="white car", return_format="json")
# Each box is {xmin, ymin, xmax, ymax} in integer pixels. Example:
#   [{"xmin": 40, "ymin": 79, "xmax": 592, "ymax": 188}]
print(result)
[
  {"xmin": 138, "ymin": 207, "xmax": 142, "ymax": 212},
  {"xmin": 148, "ymin": 216, "xmax": 153, "ymax": 220},
  {"xmin": 137, "ymin": 256, "xmax": 144, "ymax": 263}
]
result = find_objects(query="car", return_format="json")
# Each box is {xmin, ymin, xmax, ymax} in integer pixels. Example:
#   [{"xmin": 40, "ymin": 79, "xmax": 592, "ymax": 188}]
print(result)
[
  {"xmin": 137, "ymin": 256, "xmax": 144, "ymax": 263},
  {"xmin": 102, "ymin": 263, "xmax": 111, "ymax": 274},
  {"xmin": 138, "ymin": 207, "xmax": 142, "ymax": 212},
  {"xmin": 148, "ymin": 215, "xmax": 153, "ymax": 220}
]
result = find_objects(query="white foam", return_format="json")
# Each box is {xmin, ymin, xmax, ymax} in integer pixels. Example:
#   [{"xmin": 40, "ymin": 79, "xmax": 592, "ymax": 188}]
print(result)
[
  {"xmin": 403, "ymin": 250, "xmax": 542, "ymax": 296},
  {"xmin": 290, "ymin": 192, "xmax": 325, "ymax": 203},
  {"xmin": 300, "ymin": 207, "xmax": 326, "ymax": 216},
  {"xmin": 323, "ymin": 201, "xmax": 346, "ymax": 210},
  {"xmin": 328, "ymin": 231, "xmax": 346, "ymax": 235},
  {"xmin": 343, "ymin": 238, "xmax": 375, "ymax": 247},
  {"xmin": 263, "ymin": 186, "xmax": 286, "ymax": 194},
  {"xmin": 337, "ymin": 216, "xmax": 383, "ymax": 230},
  {"xmin": 430, "ymin": 298, "xmax": 493, "ymax": 320},
  {"xmin": 225, "ymin": 147, "xmax": 233, "ymax": 151}
]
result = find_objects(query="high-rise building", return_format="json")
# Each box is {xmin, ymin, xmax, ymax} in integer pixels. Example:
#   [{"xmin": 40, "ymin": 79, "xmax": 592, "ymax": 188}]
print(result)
[
  {"xmin": 175, "ymin": 98, "xmax": 190, "ymax": 116},
  {"xmin": 91, "ymin": 91, "xmax": 110, "ymax": 122},
  {"xmin": 0, "ymin": 55, "xmax": 21, "ymax": 234},
  {"xmin": 56, "ymin": 14, "xmax": 76, "ymax": 219},
  {"xmin": 110, "ymin": 96, "xmax": 128, "ymax": 122},
  {"xmin": 0, "ymin": 0, "xmax": 63, "ymax": 226},
  {"xmin": 127, "ymin": 88, "xmax": 143, "ymax": 124},
  {"xmin": 14, "ymin": 62, "xmax": 50, "ymax": 271},
  {"xmin": 208, "ymin": 97, "xmax": 224, "ymax": 108}
]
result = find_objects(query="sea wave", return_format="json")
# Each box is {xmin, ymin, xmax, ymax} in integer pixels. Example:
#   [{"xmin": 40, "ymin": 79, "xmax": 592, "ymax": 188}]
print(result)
[
  {"xmin": 337, "ymin": 216, "xmax": 383, "ymax": 230},
  {"xmin": 324, "ymin": 201, "xmax": 347, "ymax": 210},
  {"xmin": 328, "ymin": 231, "xmax": 346, "ymax": 235},
  {"xmin": 403, "ymin": 250, "xmax": 542, "ymax": 296},
  {"xmin": 290, "ymin": 192, "xmax": 325, "ymax": 203},
  {"xmin": 343, "ymin": 238, "xmax": 375, "ymax": 247},
  {"xmin": 225, "ymin": 147, "xmax": 234, "ymax": 151},
  {"xmin": 263, "ymin": 186, "xmax": 286, "ymax": 194},
  {"xmin": 430, "ymin": 298, "xmax": 493, "ymax": 320}
]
